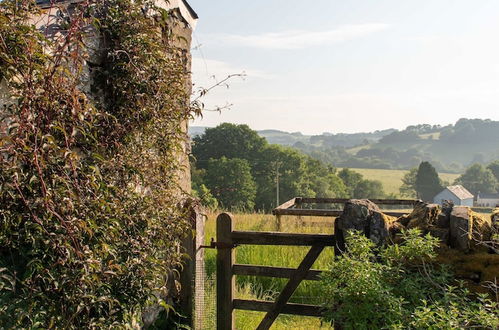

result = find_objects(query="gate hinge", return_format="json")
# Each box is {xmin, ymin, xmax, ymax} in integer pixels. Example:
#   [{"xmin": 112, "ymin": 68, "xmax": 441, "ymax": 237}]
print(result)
[{"xmin": 199, "ymin": 238, "xmax": 237, "ymax": 249}]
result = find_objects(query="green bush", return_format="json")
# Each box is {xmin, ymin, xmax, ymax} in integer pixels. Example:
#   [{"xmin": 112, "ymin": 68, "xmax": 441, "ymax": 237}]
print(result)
[
  {"xmin": 320, "ymin": 230, "xmax": 499, "ymax": 329},
  {"xmin": 0, "ymin": 0, "xmax": 194, "ymax": 327}
]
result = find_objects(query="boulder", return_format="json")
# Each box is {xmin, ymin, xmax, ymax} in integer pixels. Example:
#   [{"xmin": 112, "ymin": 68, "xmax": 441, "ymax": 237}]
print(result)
[
  {"xmin": 435, "ymin": 212, "xmax": 450, "ymax": 228},
  {"xmin": 336, "ymin": 199, "xmax": 396, "ymax": 248},
  {"xmin": 428, "ymin": 227, "xmax": 450, "ymax": 243},
  {"xmin": 405, "ymin": 202, "xmax": 441, "ymax": 230},
  {"xmin": 448, "ymin": 207, "xmax": 493, "ymax": 252},
  {"xmin": 469, "ymin": 210, "xmax": 493, "ymax": 252},
  {"xmin": 492, "ymin": 208, "xmax": 499, "ymax": 225},
  {"xmin": 449, "ymin": 206, "xmax": 472, "ymax": 251}
]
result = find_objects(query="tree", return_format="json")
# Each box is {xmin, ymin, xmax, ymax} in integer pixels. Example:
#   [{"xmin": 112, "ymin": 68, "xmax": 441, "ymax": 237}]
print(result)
[
  {"xmin": 353, "ymin": 179, "xmax": 386, "ymax": 199},
  {"xmin": 337, "ymin": 168, "xmax": 386, "ymax": 199},
  {"xmin": 487, "ymin": 160, "xmax": 499, "ymax": 182},
  {"xmin": 204, "ymin": 157, "xmax": 257, "ymax": 210},
  {"xmin": 455, "ymin": 163, "xmax": 498, "ymax": 195},
  {"xmin": 338, "ymin": 168, "xmax": 364, "ymax": 197},
  {"xmin": 253, "ymin": 144, "xmax": 310, "ymax": 210},
  {"xmin": 192, "ymin": 123, "xmax": 267, "ymax": 166},
  {"xmin": 302, "ymin": 158, "xmax": 348, "ymax": 199},
  {"xmin": 191, "ymin": 165, "xmax": 218, "ymax": 210},
  {"xmin": 415, "ymin": 162, "xmax": 443, "ymax": 201},
  {"xmin": 399, "ymin": 168, "xmax": 418, "ymax": 198}
]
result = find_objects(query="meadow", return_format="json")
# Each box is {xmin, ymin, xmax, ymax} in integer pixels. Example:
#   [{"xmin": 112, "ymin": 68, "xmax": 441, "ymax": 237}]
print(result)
[
  {"xmin": 201, "ymin": 212, "xmax": 335, "ymax": 330},
  {"xmin": 347, "ymin": 168, "xmax": 461, "ymax": 196}
]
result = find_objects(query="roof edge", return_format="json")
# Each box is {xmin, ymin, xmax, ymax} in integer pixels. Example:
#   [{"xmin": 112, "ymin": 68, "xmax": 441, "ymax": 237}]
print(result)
[{"xmin": 181, "ymin": 0, "xmax": 198, "ymax": 19}]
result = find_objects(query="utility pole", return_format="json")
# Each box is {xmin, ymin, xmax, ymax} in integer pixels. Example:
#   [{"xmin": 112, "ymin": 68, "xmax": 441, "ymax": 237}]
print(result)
[{"xmin": 275, "ymin": 162, "xmax": 281, "ymax": 207}]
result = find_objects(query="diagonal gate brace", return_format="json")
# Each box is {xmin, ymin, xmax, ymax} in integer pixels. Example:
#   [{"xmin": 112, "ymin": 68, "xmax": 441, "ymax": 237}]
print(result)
[{"xmin": 256, "ymin": 245, "xmax": 325, "ymax": 330}]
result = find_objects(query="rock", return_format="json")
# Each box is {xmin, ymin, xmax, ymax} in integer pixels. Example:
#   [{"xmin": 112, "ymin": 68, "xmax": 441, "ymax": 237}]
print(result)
[
  {"xmin": 448, "ymin": 207, "xmax": 493, "ymax": 252},
  {"xmin": 469, "ymin": 211, "xmax": 493, "ymax": 252},
  {"xmin": 428, "ymin": 227, "xmax": 450, "ymax": 243},
  {"xmin": 450, "ymin": 206, "xmax": 472, "ymax": 251},
  {"xmin": 336, "ymin": 199, "xmax": 396, "ymax": 248},
  {"xmin": 435, "ymin": 212, "xmax": 450, "ymax": 228},
  {"xmin": 492, "ymin": 208, "xmax": 499, "ymax": 225},
  {"xmin": 404, "ymin": 202, "xmax": 441, "ymax": 230}
]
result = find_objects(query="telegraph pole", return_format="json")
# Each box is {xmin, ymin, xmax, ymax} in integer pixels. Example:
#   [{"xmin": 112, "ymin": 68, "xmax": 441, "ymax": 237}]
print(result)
[{"xmin": 275, "ymin": 162, "xmax": 281, "ymax": 207}]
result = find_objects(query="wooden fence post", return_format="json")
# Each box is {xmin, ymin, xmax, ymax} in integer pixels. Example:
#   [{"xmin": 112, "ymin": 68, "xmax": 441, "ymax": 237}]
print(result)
[
  {"xmin": 217, "ymin": 213, "xmax": 235, "ymax": 330},
  {"xmin": 179, "ymin": 202, "xmax": 205, "ymax": 327}
]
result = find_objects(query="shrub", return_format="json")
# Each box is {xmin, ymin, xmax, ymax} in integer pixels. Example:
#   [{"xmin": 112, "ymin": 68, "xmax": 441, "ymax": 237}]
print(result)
[
  {"xmin": 0, "ymin": 0, "xmax": 194, "ymax": 327},
  {"xmin": 320, "ymin": 230, "xmax": 499, "ymax": 329}
]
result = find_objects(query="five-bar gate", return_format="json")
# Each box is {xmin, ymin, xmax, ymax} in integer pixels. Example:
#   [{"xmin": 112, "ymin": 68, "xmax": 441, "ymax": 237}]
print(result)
[{"xmin": 215, "ymin": 213, "xmax": 335, "ymax": 330}]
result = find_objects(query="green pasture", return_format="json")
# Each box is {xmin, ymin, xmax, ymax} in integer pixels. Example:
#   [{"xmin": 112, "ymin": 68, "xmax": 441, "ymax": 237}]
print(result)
[{"xmin": 346, "ymin": 168, "xmax": 461, "ymax": 196}]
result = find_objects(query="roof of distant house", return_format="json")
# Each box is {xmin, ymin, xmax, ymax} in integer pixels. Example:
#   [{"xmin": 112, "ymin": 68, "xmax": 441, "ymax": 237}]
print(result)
[
  {"xmin": 477, "ymin": 192, "xmax": 499, "ymax": 199},
  {"xmin": 444, "ymin": 185, "xmax": 474, "ymax": 200}
]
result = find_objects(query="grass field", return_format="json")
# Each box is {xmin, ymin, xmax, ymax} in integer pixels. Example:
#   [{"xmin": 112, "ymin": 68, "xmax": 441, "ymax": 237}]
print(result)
[
  {"xmin": 347, "ymin": 168, "xmax": 461, "ymax": 196},
  {"xmin": 201, "ymin": 212, "xmax": 335, "ymax": 330}
]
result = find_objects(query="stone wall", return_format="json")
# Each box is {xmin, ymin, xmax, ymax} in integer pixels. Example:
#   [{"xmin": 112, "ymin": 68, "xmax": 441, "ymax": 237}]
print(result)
[{"xmin": 335, "ymin": 199, "xmax": 499, "ymax": 295}]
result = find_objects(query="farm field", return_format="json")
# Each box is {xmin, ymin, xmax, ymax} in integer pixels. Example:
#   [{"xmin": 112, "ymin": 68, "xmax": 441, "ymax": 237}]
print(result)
[
  {"xmin": 202, "ymin": 212, "xmax": 335, "ymax": 330},
  {"xmin": 347, "ymin": 168, "xmax": 461, "ymax": 196}
]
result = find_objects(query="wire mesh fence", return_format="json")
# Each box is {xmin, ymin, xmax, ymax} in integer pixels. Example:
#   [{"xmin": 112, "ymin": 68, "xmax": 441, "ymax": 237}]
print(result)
[{"xmin": 193, "ymin": 260, "xmax": 216, "ymax": 329}]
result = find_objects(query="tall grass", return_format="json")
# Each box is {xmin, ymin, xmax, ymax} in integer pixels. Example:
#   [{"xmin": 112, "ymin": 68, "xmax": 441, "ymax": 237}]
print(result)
[{"xmin": 201, "ymin": 212, "xmax": 335, "ymax": 329}]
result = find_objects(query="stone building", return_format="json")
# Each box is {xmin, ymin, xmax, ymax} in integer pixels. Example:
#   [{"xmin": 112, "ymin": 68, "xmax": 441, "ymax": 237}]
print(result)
[
  {"xmin": 1, "ymin": 0, "xmax": 203, "ymax": 326},
  {"xmin": 476, "ymin": 192, "xmax": 499, "ymax": 207}
]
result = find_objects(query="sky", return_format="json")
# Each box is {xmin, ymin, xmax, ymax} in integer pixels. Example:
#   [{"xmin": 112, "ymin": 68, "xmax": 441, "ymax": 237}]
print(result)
[{"xmin": 188, "ymin": 0, "xmax": 499, "ymax": 135}]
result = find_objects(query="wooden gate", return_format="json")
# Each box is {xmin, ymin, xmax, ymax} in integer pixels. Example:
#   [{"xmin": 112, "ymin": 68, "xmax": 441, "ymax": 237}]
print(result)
[{"xmin": 215, "ymin": 212, "xmax": 335, "ymax": 330}]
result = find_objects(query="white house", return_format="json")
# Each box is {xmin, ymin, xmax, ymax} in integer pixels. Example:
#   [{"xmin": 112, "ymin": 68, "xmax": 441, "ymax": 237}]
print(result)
[
  {"xmin": 433, "ymin": 185, "xmax": 474, "ymax": 207},
  {"xmin": 475, "ymin": 192, "xmax": 499, "ymax": 207}
]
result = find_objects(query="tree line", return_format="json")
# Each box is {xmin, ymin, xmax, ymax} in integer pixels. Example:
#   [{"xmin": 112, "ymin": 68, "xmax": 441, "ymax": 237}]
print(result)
[{"xmin": 191, "ymin": 123, "xmax": 390, "ymax": 211}]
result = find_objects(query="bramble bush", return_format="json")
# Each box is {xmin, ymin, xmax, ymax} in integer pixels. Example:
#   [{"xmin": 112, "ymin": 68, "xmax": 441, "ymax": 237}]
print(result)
[
  {"xmin": 0, "ymin": 0, "xmax": 196, "ymax": 327},
  {"xmin": 320, "ymin": 230, "xmax": 499, "ymax": 329}
]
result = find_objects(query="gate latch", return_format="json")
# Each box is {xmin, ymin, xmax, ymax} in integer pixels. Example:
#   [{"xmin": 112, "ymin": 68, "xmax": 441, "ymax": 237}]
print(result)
[{"xmin": 199, "ymin": 238, "xmax": 237, "ymax": 249}]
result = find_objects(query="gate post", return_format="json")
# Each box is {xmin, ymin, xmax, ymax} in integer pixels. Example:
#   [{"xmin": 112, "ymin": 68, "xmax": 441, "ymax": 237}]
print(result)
[{"xmin": 217, "ymin": 213, "xmax": 235, "ymax": 330}]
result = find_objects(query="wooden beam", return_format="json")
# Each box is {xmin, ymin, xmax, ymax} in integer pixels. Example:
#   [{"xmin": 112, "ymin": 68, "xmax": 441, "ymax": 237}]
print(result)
[
  {"xmin": 273, "ymin": 209, "xmax": 341, "ymax": 217},
  {"xmin": 233, "ymin": 299, "xmax": 323, "ymax": 317},
  {"xmin": 385, "ymin": 212, "xmax": 410, "ymax": 217},
  {"xmin": 233, "ymin": 264, "xmax": 323, "ymax": 281},
  {"xmin": 273, "ymin": 208, "xmax": 410, "ymax": 217},
  {"xmin": 274, "ymin": 198, "xmax": 296, "ymax": 210},
  {"xmin": 256, "ymin": 245, "xmax": 325, "ymax": 329},
  {"xmin": 231, "ymin": 231, "xmax": 336, "ymax": 246},
  {"xmin": 298, "ymin": 198, "xmax": 418, "ymax": 205}
]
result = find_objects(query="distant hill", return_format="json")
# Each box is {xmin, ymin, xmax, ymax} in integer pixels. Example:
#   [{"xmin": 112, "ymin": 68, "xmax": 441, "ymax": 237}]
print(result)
[
  {"xmin": 189, "ymin": 118, "xmax": 499, "ymax": 173},
  {"xmin": 189, "ymin": 127, "xmax": 395, "ymax": 146}
]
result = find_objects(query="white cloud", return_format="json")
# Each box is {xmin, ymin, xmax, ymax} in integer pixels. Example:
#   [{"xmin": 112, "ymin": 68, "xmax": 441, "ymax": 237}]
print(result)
[
  {"xmin": 191, "ymin": 57, "xmax": 274, "ymax": 86},
  {"xmin": 205, "ymin": 24, "xmax": 391, "ymax": 50}
]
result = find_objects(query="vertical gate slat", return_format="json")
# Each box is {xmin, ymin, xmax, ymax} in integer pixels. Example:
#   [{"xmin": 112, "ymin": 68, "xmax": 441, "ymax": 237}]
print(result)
[{"xmin": 216, "ymin": 213, "xmax": 235, "ymax": 330}]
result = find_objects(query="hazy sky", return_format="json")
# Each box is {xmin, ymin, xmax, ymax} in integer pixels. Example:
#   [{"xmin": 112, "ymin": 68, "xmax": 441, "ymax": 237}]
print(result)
[{"xmin": 188, "ymin": 0, "xmax": 499, "ymax": 134}]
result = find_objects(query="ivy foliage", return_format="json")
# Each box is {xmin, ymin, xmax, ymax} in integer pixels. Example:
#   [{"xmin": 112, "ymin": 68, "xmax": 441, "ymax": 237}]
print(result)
[
  {"xmin": 320, "ymin": 230, "xmax": 499, "ymax": 329},
  {"xmin": 0, "ymin": 0, "xmax": 195, "ymax": 327}
]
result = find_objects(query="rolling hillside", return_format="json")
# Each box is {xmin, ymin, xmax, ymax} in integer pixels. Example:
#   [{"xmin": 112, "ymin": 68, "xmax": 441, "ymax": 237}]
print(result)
[{"xmin": 190, "ymin": 118, "xmax": 499, "ymax": 173}]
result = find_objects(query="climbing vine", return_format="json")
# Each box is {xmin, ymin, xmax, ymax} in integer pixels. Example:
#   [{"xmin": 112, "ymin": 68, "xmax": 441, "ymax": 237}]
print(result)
[{"xmin": 0, "ymin": 0, "xmax": 195, "ymax": 327}]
